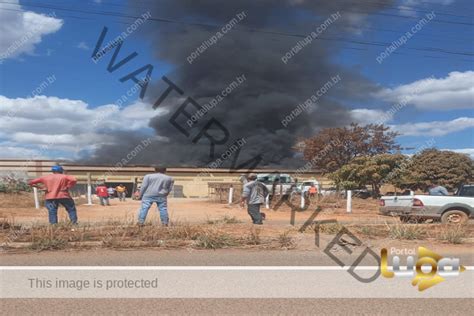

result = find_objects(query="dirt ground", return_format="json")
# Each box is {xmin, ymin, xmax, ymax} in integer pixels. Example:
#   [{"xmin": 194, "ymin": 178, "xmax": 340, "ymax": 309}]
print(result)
[
  {"xmin": 1, "ymin": 195, "xmax": 473, "ymax": 254},
  {"xmin": 0, "ymin": 195, "xmax": 387, "ymax": 226}
]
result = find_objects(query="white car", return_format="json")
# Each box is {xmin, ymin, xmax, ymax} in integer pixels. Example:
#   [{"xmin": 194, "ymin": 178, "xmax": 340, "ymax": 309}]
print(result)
[
  {"xmin": 295, "ymin": 179, "xmax": 321, "ymax": 196},
  {"xmin": 379, "ymin": 184, "xmax": 474, "ymax": 224}
]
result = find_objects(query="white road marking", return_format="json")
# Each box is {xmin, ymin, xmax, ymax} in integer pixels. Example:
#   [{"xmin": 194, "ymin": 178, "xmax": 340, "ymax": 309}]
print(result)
[{"xmin": 1, "ymin": 266, "xmax": 473, "ymax": 270}]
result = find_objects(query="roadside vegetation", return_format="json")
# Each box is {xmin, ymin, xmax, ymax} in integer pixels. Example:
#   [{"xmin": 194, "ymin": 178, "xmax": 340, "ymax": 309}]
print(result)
[
  {"xmin": 437, "ymin": 224, "xmax": 468, "ymax": 244},
  {"xmin": 1, "ymin": 214, "xmax": 472, "ymax": 252},
  {"xmin": 0, "ymin": 219, "xmax": 304, "ymax": 252}
]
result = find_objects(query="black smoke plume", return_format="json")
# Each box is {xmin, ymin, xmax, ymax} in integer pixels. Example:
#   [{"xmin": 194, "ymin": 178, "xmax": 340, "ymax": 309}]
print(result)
[{"xmin": 89, "ymin": 0, "xmax": 392, "ymax": 168}]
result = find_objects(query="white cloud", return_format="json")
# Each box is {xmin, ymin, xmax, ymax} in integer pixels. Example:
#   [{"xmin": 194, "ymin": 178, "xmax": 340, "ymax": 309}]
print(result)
[
  {"xmin": 0, "ymin": 95, "xmax": 161, "ymax": 158},
  {"xmin": 350, "ymin": 108, "xmax": 392, "ymax": 125},
  {"xmin": 0, "ymin": 0, "xmax": 63, "ymax": 61},
  {"xmin": 390, "ymin": 117, "xmax": 474, "ymax": 136},
  {"xmin": 0, "ymin": 146, "xmax": 46, "ymax": 159},
  {"xmin": 398, "ymin": 0, "xmax": 454, "ymax": 16},
  {"xmin": 375, "ymin": 71, "xmax": 474, "ymax": 110},
  {"xmin": 77, "ymin": 41, "xmax": 89, "ymax": 50},
  {"xmin": 442, "ymin": 148, "xmax": 474, "ymax": 159}
]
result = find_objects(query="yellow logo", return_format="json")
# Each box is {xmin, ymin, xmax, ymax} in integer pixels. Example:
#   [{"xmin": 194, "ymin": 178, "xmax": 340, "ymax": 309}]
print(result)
[{"xmin": 381, "ymin": 246, "xmax": 466, "ymax": 291}]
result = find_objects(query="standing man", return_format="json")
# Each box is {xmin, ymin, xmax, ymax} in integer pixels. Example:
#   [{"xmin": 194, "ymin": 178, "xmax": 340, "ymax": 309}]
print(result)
[
  {"xmin": 240, "ymin": 173, "xmax": 269, "ymax": 225},
  {"xmin": 96, "ymin": 183, "xmax": 110, "ymax": 206},
  {"xmin": 116, "ymin": 184, "xmax": 127, "ymax": 202},
  {"xmin": 107, "ymin": 186, "xmax": 115, "ymax": 199},
  {"xmin": 137, "ymin": 167, "xmax": 174, "ymax": 226},
  {"xmin": 428, "ymin": 184, "xmax": 449, "ymax": 196},
  {"xmin": 28, "ymin": 165, "xmax": 78, "ymax": 224}
]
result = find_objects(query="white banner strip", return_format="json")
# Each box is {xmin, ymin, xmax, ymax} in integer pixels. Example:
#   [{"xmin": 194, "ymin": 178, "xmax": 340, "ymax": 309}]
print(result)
[{"xmin": 1, "ymin": 267, "xmax": 473, "ymax": 298}]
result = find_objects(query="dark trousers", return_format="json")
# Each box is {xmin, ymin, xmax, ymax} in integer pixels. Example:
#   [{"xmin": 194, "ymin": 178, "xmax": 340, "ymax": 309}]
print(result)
[
  {"xmin": 45, "ymin": 198, "xmax": 78, "ymax": 224},
  {"xmin": 118, "ymin": 192, "xmax": 126, "ymax": 201},
  {"xmin": 247, "ymin": 203, "xmax": 263, "ymax": 224}
]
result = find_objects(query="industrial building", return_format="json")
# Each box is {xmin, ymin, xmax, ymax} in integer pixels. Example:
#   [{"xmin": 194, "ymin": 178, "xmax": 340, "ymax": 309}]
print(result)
[{"xmin": 0, "ymin": 159, "xmax": 328, "ymax": 198}]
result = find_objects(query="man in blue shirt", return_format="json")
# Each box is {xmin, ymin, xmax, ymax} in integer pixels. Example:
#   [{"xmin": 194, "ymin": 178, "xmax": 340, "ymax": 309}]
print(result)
[{"xmin": 428, "ymin": 184, "xmax": 449, "ymax": 196}]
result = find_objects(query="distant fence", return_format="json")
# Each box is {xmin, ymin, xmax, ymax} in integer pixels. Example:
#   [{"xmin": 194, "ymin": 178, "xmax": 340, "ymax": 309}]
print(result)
[{"xmin": 208, "ymin": 182, "xmax": 242, "ymax": 203}]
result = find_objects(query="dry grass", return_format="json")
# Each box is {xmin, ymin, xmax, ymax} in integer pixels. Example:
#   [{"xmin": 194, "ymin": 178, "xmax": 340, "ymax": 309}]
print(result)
[
  {"xmin": 26, "ymin": 225, "xmax": 70, "ymax": 250},
  {"xmin": 0, "ymin": 192, "xmax": 36, "ymax": 208},
  {"xmin": 193, "ymin": 227, "xmax": 237, "ymax": 249},
  {"xmin": 277, "ymin": 230, "xmax": 296, "ymax": 249},
  {"xmin": 0, "ymin": 219, "xmax": 11, "ymax": 229},
  {"xmin": 29, "ymin": 237, "xmax": 67, "ymax": 251},
  {"xmin": 206, "ymin": 215, "xmax": 242, "ymax": 225},
  {"xmin": 318, "ymin": 222, "xmax": 344, "ymax": 235},
  {"xmin": 245, "ymin": 227, "xmax": 261, "ymax": 245},
  {"xmin": 355, "ymin": 226, "xmax": 386, "ymax": 239},
  {"xmin": 437, "ymin": 225, "xmax": 467, "ymax": 244},
  {"xmin": 359, "ymin": 226, "xmax": 376, "ymax": 238},
  {"xmin": 167, "ymin": 223, "xmax": 203, "ymax": 240},
  {"xmin": 387, "ymin": 222, "xmax": 426, "ymax": 240}
]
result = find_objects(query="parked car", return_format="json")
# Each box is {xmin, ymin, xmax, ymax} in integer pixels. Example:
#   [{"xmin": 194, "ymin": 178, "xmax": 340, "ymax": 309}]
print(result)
[
  {"xmin": 294, "ymin": 179, "xmax": 321, "ymax": 197},
  {"xmin": 379, "ymin": 184, "xmax": 474, "ymax": 223},
  {"xmin": 320, "ymin": 186, "xmax": 339, "ymax": 196},
  {"xmin": 345, "ymin": 188, "xmax": 372, "ymax": 199},
  {"xmin": 256, "ymin": 173, "xmax": 295, "ymax": 197}
]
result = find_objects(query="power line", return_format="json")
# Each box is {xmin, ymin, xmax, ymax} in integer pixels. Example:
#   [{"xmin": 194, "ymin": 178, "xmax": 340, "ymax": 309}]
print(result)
[
  {"xmin": 65, "ymin": 0, "xmax": 474, "ymax": 42},
  {"xmin": 130, "ymin": 0, "xmax": 474, "ymax": 19},
  {"xmin": 72, "ymin": 0, "xmax": 474, "ymax": 20},
  {"xmin": 8, "ymin": 0, "xmax": 474, "ymax": 27},
  {"xmin": 1, "ymin": 1, "xmax": 472, "ymax": 58}
]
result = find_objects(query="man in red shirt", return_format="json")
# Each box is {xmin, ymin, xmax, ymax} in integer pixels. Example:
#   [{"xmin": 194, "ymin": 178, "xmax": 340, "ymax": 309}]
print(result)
[
  {"xmin": 95, "ymin": 183, "xmax": 110, "ymax": 206},
  {"xmin": 28, "ymin": 165, "xmax": 78, "ymax": 224}
]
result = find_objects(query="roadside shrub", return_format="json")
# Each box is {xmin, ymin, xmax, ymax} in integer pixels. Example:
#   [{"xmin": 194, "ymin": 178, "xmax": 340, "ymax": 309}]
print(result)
[
  {"xmin": 438, "ymin": 225, "xmax": 467, "ymax": 244},
  {"xmin": 168, "ymin": 224, "xmax": 203, "ymax": 240},
  {"xmin": 245, "ymin": 227, "xmax": 261, "ymax": 245},
  {"xmin": 0, "ymin": 174, "xmax": 31, "ymax": 193},
  {"xmin": 278, "ymin": 231, "xmax": 296, "ymax": 249},
  {"xmin": 359, "ymin": 226, "xmax": 378, "ymax": 238},
  {"xmin": 319, "ymin": 223, "xmax": 344, "ymax": 235},
  {"xmin": 194, "ymin": 228, "xmax": 237, "ymax": 249},
  {"xmin": 29, "ymin": 238, "xmax": 67, "ymax": 251},
  {"xmin": 387, "ymin": 223, "xmax": 425, "ymax": 240}
]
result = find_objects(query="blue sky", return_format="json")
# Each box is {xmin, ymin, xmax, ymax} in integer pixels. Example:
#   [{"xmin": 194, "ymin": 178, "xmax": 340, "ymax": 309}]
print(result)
[{"xmin": 0, "ymin": 0, "xmax": 472, "ymax": 161}]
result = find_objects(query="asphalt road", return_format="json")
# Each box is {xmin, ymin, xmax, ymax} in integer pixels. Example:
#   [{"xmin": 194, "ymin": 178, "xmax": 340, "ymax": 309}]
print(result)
[
  {"xmin": 1, "ymin": 298, "xmax": 473, "ymax": 315},
  {"xmin": 2, "ymin": 248, "xmax": 473, "ymax": 266}
]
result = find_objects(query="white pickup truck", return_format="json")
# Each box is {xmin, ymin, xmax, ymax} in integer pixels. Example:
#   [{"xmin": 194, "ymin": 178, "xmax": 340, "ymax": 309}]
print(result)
[
  {"xmin": 256, "ymin": 173, "xmax": 295, "ymax": 197},
  {"xmin": 379, "ymin": 184, "xmax": 474, "ymax": 224}
]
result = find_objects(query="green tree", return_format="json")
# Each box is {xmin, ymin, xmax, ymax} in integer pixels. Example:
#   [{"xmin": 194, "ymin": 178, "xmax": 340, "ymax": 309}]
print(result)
[
  {"xmin": 329, "ymin": 153, "xmax": 407, "ymax": 197},
  {"xmin": 404, "ymin": 149, "xmax": 472, "ymax": 191}
]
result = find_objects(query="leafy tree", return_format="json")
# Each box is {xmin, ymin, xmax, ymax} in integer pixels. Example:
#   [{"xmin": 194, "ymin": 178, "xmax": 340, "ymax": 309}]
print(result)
[
  {"xmin": 0, "ymin": 174, "xmax": 31, "ymax": 193},
  {"xmin": 402, "ymin": 149, "xmax": 472, "ymax": 191},
  {"xmin": 297, "ymin": 123, "xmax": 400, "ymax": 173},
  {"xmin": 329, "ymin": 153, "xmax": 407, "ymax": 197}
]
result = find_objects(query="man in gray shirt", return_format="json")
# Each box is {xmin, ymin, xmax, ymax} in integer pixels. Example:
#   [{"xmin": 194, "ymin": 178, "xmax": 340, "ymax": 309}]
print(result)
[
  {"xmin": 241, "ymin": 173, "xmax": 269, "ymax": 225},
  {"xmin": 137, "ymin": 167, "xmax": 174, "ymax": 226}
]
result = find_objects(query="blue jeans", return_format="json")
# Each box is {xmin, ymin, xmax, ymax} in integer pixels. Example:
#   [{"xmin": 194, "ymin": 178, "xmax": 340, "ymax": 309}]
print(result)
[
  {"xmin": 99, "ymin": 196, "xmax": 110, "ymax": 206},
  {"xmin": 138, "ymin": 196, "xmax": 169, "ymax": 225},
  {"xmin": 45, "ymin": 198, "xmax": 78, "ymax": 224}
]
